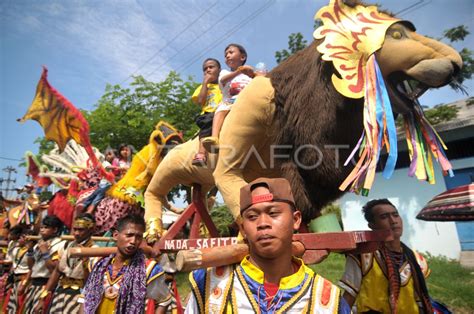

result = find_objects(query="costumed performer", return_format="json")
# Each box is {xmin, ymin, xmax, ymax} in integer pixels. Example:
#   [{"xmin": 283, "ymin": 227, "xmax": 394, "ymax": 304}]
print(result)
[
  {"xmin": 36, "ymin": 213, "xmax": 99, "ymax": 313},
  {"xmin": 24, "ymin": 215, "xmax": 66, "ymax": 314},
  {"xmin": 81, "ymin": 214, "xmax": 172, "ymax": 314},
  {"xmin": 185, "ymin": 178, "xmax": 350, "ymax": 313},
  {"xmin": 338, "ymin": 199, "xmax": 435, "ymax": 313}
]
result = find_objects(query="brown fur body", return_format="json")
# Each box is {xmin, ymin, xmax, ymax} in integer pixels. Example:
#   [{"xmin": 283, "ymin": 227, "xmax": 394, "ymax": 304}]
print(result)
[{"xmin": 270, "ymin": 41, "xmax": 364, "ymax": 221}]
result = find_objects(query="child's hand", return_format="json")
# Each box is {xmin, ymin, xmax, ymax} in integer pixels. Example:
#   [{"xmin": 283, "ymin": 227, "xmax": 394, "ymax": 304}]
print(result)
[
  {"xmin": 203, "ymin": 73, "xmax": 216, "ymax": 84},
  {"xmin": 237, "ymin": 65, "xmax": 255, "ymax": 78}
]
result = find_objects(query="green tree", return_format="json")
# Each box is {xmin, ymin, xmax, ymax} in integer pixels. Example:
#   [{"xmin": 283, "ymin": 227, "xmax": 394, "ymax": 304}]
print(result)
[
  {"xmin": 275, "ymin": 32, "xmax": 308, "ymax": 64},
  {"xmin": 84, "ymin": 72, "xmax": 200, "ymax": 152},
  {"xmin": 442, "ymin": 25, "xmax": 473, "ymax": 89},
  {"xmin": 274, "ymin": 21, "xmax": 321, "ymax": 64},
  {"xmin": 395, "ymin": 103, "xmax": 460, "ymax": 127},
  {"xmin": 423, "ymin": 104, "xmax": 460, "ymax": 125},
  {"xmin": 22, "ymin": 71, "xmax": 200, "ymax": 170},
  {"xmin": 210, "ymin": 204, "xmax": 235, "ymax": 237},
  {"xmin": 443, "ymin": 25, "xmax": 469, "ymax": 42}
]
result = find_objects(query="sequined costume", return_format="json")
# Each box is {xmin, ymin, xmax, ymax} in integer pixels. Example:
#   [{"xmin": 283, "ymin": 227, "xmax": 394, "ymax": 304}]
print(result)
[{"xmin": 186, "ymin": 255, "xmax": 350, "ymax": 313}]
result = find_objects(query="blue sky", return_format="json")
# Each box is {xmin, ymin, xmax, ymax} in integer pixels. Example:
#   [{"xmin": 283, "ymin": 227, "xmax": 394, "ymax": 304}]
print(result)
[{"xmin": 1, "ymin": 0, "xmax": 473, "ymax": 189}]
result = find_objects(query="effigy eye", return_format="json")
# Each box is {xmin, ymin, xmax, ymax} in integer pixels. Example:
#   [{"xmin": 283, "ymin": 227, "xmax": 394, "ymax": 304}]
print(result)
[{"xmin": 392, "ymin": 31, "xmax": 402, "ymax": 40}]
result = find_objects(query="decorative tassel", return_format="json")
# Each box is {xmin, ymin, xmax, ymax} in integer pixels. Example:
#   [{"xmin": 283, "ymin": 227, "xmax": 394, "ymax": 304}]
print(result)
[
  {"xmin": 403, "ymin": 104, "xmax": 453, "ymax": 183},
  {"xmin": 339, "ymin": 54, "xmax": 453, "ymax": 195},
  {"xmin": 339, "ymin": 54, "xmax": 397, "ymax": 194}
]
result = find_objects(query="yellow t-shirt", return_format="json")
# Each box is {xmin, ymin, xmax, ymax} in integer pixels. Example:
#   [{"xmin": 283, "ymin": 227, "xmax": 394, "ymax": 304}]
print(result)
[
  {"xmin": 97, "ymin": 296, "xmax": 117, "ymax": 314},
  {"xmin": 340, "ymin": 250, "xmax": 430, "ymax": 313},
  {"xmin": 192, "ymin": 83, "xmax": 222, "ymax": 114}
]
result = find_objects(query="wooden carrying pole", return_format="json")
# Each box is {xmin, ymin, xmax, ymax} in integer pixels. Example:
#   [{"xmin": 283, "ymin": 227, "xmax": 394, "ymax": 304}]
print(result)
[
  {"xmin": 176, "ymin": 241, "xmax": 305, "ymax": 272},
  {"xmin": 68, "ymin": 243, "xmax": 154, "ymax": 258},
  {"xmin": 175, "ymin": 230, "xmax": 391, "ymax": 271},
  {"xmin": 25, "ymin": 235, "xmax": 115, "ymax": 242}
]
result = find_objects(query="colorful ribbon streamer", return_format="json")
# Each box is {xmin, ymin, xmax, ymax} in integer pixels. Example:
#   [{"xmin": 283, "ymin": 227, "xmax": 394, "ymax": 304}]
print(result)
[
  {"xmin": 339, "ymin": 54, "xmax": 453, "ymax": 195},
  {"xmin": 339, "ymin": 54, "xmax": 398, "ymax": 195},
  {"xmin": 404, "ymin": 104, "xmax": 453, "ymax": 183}
]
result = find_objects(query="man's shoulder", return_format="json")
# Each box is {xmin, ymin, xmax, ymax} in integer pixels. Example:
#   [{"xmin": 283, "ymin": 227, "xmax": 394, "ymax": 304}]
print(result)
[
  {"xmin": 189, "ymin": 264, "xmax": 235, "ymax": 292},
  {"xmin": 193, "ymin": 84, "xmax": 203, "ymax": 92},
  {"xmin": 190, "ymin": 265, "xmax": 235, "ymax": 281},
  {"xmin": 312, "ymin": 273, "xmax": 347, "ymax": 312},
  {"xmin": 314, "ymin": 273, "xmax": 341, "ymax": 291},
  {"xmin": 50, "ymin": 237, "xmax": 67, "ymax": 250},
  {"xmin": 412, "ymin": 250, "xmax": 431, "ymax": 277},
  {"xmin": 145, "ymin": 258, "xmax": 165, "ymax": 283},
  {"xmin": 89, "ymin": 255, "xmax": 110, "ymax": 273}
]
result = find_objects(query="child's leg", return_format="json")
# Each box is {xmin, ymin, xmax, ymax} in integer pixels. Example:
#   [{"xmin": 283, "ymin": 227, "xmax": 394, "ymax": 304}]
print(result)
[
  {"xmin": 198, "ymin": 139, "xmax": 207, "ymax": 156},
  {"xmin": 211, "ymin": 110, "xmax": 229, "ymax": 138},
  {"xmin": 202, "ymin": 108, "xmax": 229, "ymax": 153},
  {"xmin": 193, "ymin": 113, "xmax": 213, "ymax": 166},
  {"xmin": 192, "ymin": 139, "xmax": 208, "ymax": 166}
]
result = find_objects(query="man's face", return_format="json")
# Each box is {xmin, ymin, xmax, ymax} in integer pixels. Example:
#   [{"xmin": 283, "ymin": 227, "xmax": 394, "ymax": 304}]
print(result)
[
  {"xmin": 72, "ymin": 225, "xmax": 92, "ymax": 243},
  {"xmin": 369, "ymin": 204, "xmax": 403, "ymax": 239},
  {"xmin": 239, "ymin": 186, "xmax": 301, "ymax": 260},
  {"xmin": 40, "ymin": 225, "xmax": 57, "ymax": 240},
  {"xmin": 114, "ymin": 223, "xmax": 144, "ymax": 258}
]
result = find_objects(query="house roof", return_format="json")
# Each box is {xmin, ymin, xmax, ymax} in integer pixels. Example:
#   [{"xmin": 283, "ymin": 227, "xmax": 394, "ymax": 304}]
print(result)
[
  {"xmin": 396, "ymin": 97, "xmax": 474, "ymax": 147},
  {"xmin": 434, "ymin": 98, "xmax": 474, "ymax": 133},
  {"xmin": 379, "ymin": 97, "xmax": 474, "ymax": 170}
]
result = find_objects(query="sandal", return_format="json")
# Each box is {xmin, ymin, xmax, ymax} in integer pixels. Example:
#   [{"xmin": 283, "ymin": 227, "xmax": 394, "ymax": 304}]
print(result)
[
  {"xmin": 202, "ymin": 136, "xmax": 219, "ymax": 153},
  {"xmin": 192, "ymin": 153, "xmax": 207, "ymax": 167}
]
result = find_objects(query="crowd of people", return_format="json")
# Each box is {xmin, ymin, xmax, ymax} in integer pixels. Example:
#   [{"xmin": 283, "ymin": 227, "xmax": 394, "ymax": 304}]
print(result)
[
  {"xmin": 1, "ymin": 213, "xmax": 173, "ymax": 313},
  {"xmin": 0, "ymin": 42, "xmax": 444, "ymax": 313},
  {"xmin": 1, "ymin": 176, "xmax": 441, "ymax": 313}
]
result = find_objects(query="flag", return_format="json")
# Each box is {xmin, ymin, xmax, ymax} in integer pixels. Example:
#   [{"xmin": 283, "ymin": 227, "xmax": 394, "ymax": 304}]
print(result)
[{"xmin": 19, "ymin": 67, "xmax": 113, "ymax": 181}]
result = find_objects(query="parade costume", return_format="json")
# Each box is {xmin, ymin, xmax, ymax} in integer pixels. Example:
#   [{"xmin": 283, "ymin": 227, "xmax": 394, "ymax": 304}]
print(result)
[
  {"xmin": 48, "ymin": 238, "xmax": 97, "ymax": 313},
  {"xmin": 339, "ymin": 243, "xmax": 433, "ymax": 313},
  {"xmin": 49, "ymin": 217, "xmax": 98, "ymax": 314},
  {"xmin": 10, "ymin": 192, "xmax": 40, "ymax": 228},
  {"xmin": 6, "ymin": 244, "xmax": 30, "ymax": 313},
  {"xmin": 83, "ymin": 250, "xmax": 171, "ymax": 314},
  {"xmin": 187, "ymin": 255, "xmax": 349, "ymax": 313},
  {"xmin": 24, "ymin": 236, "xmax": 66, "ymax": 314},
  {"xmin": 94, "ymin": 122, "xmax": 181, "ymax": 235}
]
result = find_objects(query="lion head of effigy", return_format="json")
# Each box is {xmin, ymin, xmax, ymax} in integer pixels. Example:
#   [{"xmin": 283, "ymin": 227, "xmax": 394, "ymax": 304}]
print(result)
[
  {"xmin": 314, "ymin": 0, "xmax": 463, "ymax": 194},
  {"xmin": 314, "ymin": 0, "xmax": 462, "ymax": 113}
]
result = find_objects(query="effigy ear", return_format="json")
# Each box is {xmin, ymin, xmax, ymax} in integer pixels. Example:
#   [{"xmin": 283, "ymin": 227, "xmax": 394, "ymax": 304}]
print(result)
[
  {"xmin": 314, "ymin": 0, "xmax": 400, "ymax": 99},
  {"xmin": 342, "ymin": 0, "xmax": 357, "ymax": 8}
]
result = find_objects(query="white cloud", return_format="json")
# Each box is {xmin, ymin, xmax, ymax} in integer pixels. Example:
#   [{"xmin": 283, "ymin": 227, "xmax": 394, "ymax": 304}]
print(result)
[{"xmin": 3, "ymin": 0, "xmax": 218, "ymax": 84}]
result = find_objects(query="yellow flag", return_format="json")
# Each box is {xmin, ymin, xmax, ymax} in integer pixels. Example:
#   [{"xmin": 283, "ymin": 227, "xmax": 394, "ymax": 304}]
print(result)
[{"xmin": 19, "ymin": 67, "xmax": 89, "ymax": 152}]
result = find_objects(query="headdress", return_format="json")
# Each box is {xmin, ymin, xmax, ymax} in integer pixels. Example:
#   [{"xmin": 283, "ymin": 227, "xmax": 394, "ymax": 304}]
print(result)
[{"xmin": 73, "ymin": 216, "xmax": 95, "ymax": 229}]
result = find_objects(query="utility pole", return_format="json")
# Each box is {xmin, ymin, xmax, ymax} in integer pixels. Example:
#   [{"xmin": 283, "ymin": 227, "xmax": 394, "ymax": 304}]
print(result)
[{"xmin": 2, "ymin": 166, "xmax": 17, "ymax": 199}]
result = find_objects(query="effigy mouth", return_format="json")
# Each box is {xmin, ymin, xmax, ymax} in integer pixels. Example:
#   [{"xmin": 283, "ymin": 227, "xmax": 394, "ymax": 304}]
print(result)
[{"xmin": 386, "ymin": 71, "xmax": 430, "ymax": 114}]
